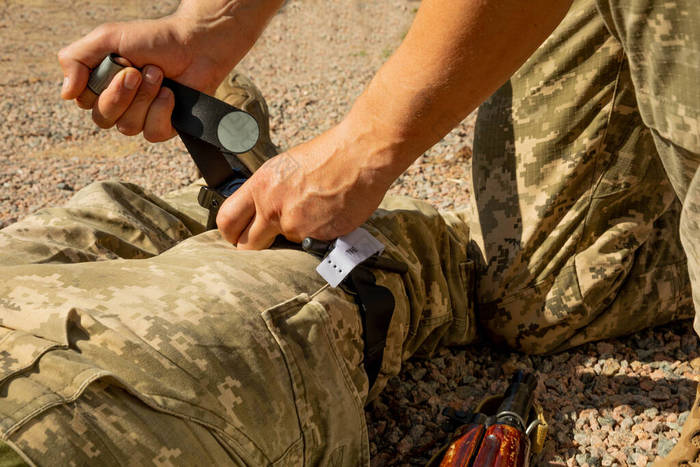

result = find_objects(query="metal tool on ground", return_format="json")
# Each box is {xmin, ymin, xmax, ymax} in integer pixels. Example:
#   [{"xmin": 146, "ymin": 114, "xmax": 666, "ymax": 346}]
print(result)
[{"xmin": 431, "ymin": 371, "xmax": 548, "ymax": 467}]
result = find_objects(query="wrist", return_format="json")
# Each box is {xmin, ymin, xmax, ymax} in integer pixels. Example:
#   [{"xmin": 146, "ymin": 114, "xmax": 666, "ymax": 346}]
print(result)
[{"xmin": 340, "ymin": 90, "xmax": 424, "ymax": 184}]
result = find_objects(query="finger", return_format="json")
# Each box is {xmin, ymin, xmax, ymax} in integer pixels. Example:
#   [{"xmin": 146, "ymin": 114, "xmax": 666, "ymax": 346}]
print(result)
[
  {"xmin": 76, "ymin": 88, "xmax": 97, "ymax": 109},
  {"xmin": 216, "ymin": 186, "xmax": 257, "ymax": 245},
  {"xmin": 58, "ymin": 22, "xmax": 121, "ymax": 100},
  {"xmin": 116, "ymin": 65, "xmax": 164, "ymax": 136},
  {"xmin": 235, "ymin": 214, "xmax": 279, "ymax": 250},
  {"xmin": 91, "ymin": 68, "xmax": 142, "ymax": 129},
  {"xmin": 74, "ymin": 57, "xmax": 133, "ymax": 110},
  {"xmin": 142, "ymin": 87, "xmax": 177, "ymax": 142}
]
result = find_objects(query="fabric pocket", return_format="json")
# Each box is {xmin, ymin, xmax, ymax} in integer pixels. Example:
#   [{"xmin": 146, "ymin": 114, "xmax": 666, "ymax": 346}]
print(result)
[{"xmin": 262, "ymin": 293, "xmax": 369, "ymax": 467}]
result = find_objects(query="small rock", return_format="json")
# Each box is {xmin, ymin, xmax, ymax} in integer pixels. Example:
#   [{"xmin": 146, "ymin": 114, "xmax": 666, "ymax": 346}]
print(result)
[
  {"xmin": 602, "ymin": 359, "xmax": 621, "ymax": 376},
  {"xmin": 643, "ymin": 420, "xmax": 661, "ymax": 434},
  {"xmin": 408, "ymin": 424, "xmax": 426, "ymax": 442},
  {"xmin": 690, "ymin": 357, "xmax": 700, "ymax": 371},
  {"xmin": 620, "ymin": 417, "xmax": 634, "ymax": 431},
  {"xmin": 387, "ymin": 428, "xmax": 401, "ymax": 444},
  {"xmin": 637, "ymin": 438, "xmax": 654, "ymax": 451},
  {"xmin": 650, "ymin": 387, "xmax": 671, "ymax": 401},
  {"xmin": 598, "ymin": 416, "xmax": 616, "ymax": 427},
  {"xmin": 574, "ymin": 432, "xmax": 589, "ymax": 445},
  {"xmin": 597, "ymin": 342, "xmax": 615, "ymax": 355},
  {"xmin": 657, "ymin": 435, "xmax": 676, "ymax": 457},
  {"xmin": 410, "ymin": 368, "xmax": 427, "ymax": 382},
  {"xmin": 396, "ymin": 437, "xmax": 412, "ymax": 456},
  {"xmin": 640, "ymin": 380, "xmax": 655, "ymax": 391},
  {"xmin": 643, "ymin": 408, "xmax": 659, "ymax": 418},
  {"xmin": 633, "ymin": 453, "xmax": 648, "ymax": 467},
  {"xmin": 613, "ymin": 405, "xmax": 636, "ymax": 419}
]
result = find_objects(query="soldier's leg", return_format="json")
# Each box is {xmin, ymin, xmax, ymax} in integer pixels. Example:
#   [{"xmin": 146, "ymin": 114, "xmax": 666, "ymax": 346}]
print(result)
[
  {"xmin": 0, "ymin": 74, "xmax": 475, "ymax": 464},
  {"xmin": 590, "ymin": 0, "xmax": 700, "ymax": 463},
  {"xmin": 469, "ymin": 0, "xmax": 692, "ymax": 354},
  {"xmin": 0, "ymin": 192, "xmax": 473, "ymax": 466}
]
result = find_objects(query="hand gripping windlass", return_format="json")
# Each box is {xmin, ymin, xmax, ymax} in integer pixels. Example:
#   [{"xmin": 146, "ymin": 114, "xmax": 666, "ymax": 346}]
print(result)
[{"xmin": 88, "ymin": 54, "xmax": 259, "ymax": 229}]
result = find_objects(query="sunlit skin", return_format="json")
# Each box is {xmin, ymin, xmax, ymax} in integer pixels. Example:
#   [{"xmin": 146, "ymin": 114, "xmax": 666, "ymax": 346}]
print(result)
[{"xmin": 59, "ymin": 0, "xmax": 572, "ymax": 250}]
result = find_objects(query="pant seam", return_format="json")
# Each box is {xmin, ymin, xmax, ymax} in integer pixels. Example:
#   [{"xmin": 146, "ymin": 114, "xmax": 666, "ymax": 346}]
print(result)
[{"xmin": 575, "ymin": 49, "xmax": 627, "ymax": 263}]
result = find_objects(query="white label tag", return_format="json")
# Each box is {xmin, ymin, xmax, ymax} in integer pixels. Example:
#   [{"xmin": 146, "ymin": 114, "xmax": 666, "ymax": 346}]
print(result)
[{"xmin": 316, "ymin": 228, "xmax": 385, "ymax": 287}]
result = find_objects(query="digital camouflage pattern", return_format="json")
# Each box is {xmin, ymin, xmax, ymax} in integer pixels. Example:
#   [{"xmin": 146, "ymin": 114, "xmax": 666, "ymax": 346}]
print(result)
[
  {"xmin": 0, "ymin": 74, "xmax": 474, "ymax": 466},
  {"xmin": 470, "ymin": 0, "xmax": 698, "ymax": 354},
  {"xmin": 0, "ymin": 181, "xmax": 473, "ymax": 466},
  {"xmin": 1, "ymin": 0, "xmax": 699, "ymax": 464}
]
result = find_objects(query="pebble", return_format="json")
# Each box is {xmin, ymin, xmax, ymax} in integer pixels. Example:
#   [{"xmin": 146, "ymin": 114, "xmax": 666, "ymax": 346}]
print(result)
[
  {"xmin": 656, "ymin": 435, "xmax": 676, "ymax": 457},
  {"xmin": 634, "ymin": 453, "xmax": 649, "ymax": 467}
]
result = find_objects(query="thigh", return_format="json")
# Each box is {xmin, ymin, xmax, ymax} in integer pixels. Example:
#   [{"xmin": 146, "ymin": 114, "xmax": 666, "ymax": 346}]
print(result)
[
  {"xmin": 0, "ymin": 191, "xmax": 475, "ymax": 465},
  {"xmin": 0, "ymin": 234, "xmax": 369, "ymax": 465},
  {"xmin": 9, "ymin": 381, "xmax": 240, "ymax": 466},
  {"xmin": 596, "ymin": 0, "xmax": 700, "ymax": 171},
  {"xmin": 471, "ymin": 0, "xmax": 690, "ymax": 352}
]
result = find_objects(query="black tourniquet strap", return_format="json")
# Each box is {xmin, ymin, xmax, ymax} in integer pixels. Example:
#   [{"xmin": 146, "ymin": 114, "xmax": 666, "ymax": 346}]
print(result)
[
  {"xmin": 302, "ymin": 237, "xmax": 402, "ymax": 387},
  {"xmin": 87, "ymin": 54, "xmax": 259, "ymax": 227},
  {"xmin": 345, "ymin": 267, "xmax": 395, "ymax": 387}
]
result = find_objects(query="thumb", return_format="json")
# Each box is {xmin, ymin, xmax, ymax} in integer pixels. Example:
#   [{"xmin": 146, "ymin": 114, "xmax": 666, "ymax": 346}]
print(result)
[{"xmin": 58, "ymin": 22, "xmax": 122, "ymax": 100}]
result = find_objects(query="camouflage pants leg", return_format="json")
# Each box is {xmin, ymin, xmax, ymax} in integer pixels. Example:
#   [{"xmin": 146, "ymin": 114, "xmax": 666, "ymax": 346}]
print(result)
[
  {"xmin": 0, "ymin": 181, "xmax": 473, "ymax": 466},
  {"xmin": 469, "ymin": 0, "xmax": 694, "ymax": 353},
  {"xmin": 594, "ymin": 0, "xmax": 700, "ymax": 335}
]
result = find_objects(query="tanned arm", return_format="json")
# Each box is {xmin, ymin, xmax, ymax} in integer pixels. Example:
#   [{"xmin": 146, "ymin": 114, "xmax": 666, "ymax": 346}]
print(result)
[{"xmin": 217, "ymin": 0, "xmax": 573, "ymax": 249}]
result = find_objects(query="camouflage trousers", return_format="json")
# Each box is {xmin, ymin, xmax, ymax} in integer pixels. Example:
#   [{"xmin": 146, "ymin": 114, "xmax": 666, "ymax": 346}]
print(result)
[{"xmin": 1, "ymin": 0, "xmax": 699, "ymax": 464}]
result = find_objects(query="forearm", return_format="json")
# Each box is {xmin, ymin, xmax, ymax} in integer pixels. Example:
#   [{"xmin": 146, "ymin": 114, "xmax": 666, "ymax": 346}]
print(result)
[
  {"xmin": 343, "ymin": 0, "xmax": 573, "ymax": 181},
  {"xmin": 174, "ymin": 0, "xmax": 284, "ymax": 72}
]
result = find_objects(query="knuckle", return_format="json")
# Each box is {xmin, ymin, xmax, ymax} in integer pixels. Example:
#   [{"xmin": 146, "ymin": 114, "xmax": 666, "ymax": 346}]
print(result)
[
  {"xmin": 133, "ymin": 87, "xmax": 157, "ymax": 104},
  {"xmin": 57, "ymin": 47, "xmax": 70, "ymax": 65},
  {"xmin": 101, "ymin": 91, "xmax": 123, "ymax": 109},
  {"xmin": 217, "ymin": 220, "xmax": 236, "ymax": 244}
]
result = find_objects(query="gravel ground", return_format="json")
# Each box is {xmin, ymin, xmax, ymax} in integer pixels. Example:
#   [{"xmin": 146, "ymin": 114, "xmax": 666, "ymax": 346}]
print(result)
[{"xmin": 1, "ymin": 1, "xmax": 698, "ymax": 465}]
